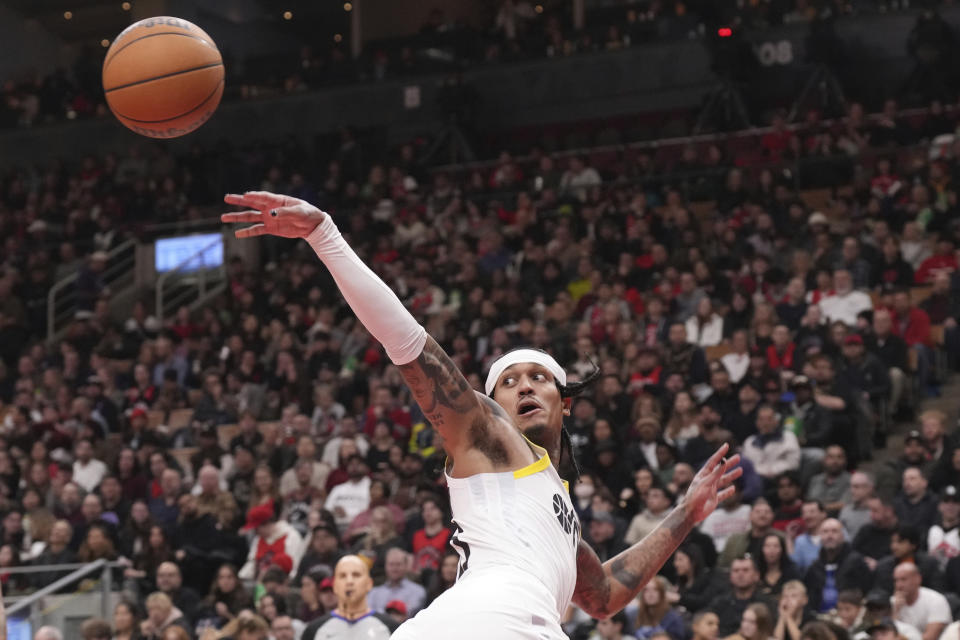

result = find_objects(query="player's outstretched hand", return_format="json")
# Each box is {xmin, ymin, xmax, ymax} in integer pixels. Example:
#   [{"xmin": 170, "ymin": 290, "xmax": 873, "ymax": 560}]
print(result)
[
  {"xmin": 680, "ymin": 443, "xmax": 742, "ymax": 525},
  {"xmin": 222, "ymin": 191, "xmax": 327, "ymax": 239}
]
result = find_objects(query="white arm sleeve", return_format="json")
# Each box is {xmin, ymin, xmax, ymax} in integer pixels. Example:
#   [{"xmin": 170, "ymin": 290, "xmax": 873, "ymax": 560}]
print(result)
[{"xmin": 305, "ymin": 216, "xmax": 427, "ymax": 366}]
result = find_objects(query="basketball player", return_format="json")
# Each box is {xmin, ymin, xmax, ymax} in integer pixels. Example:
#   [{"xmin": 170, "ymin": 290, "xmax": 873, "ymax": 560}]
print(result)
[{"xmin": 223, "ymin": 192, "xmax": 740, "ymax": 639}]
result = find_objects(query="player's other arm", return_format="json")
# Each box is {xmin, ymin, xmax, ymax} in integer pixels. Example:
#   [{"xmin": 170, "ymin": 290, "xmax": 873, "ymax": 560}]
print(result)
[
  {"xmin": 572, "ymin": 445, "xmax": 741, "ymax": 618},
  {"xmin": 222, "ymin": 192, "xmax": 485, "ymax": 456}
]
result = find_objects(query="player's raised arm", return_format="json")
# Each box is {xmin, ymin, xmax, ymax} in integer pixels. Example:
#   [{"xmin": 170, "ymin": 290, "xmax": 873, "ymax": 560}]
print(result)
[
  {"xmin": 573, "ymin": 444, "xmax": 742, "ymax": 618},
  {"xmin": 222, "ymin": 192, "xmax": 484, "ymax": 458}
]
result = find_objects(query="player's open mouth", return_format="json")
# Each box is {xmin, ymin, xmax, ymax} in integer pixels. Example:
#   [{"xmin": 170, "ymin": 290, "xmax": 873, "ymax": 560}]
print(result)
[{"xmin": 517, "ymin": 399, "xmax": 542, "ymax": 417}]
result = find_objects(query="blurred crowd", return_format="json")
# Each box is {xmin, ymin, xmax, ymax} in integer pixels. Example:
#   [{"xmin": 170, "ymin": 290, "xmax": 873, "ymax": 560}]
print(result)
[
  {"xmin": 2, "ymin": 0, "xmax": 956, "ymax": 130},
  {"xmin": 1, "ymin": 91, "xmax": 960, "ymax": 640}
]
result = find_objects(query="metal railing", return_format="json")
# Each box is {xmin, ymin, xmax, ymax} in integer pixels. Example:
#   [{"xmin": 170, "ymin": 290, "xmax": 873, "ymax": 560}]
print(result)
[
  {"xmin": 3, "ymin": 560, "xmax": 120, "ymax": 629},
  {"xmin": 46, "ymin": 239, "xmax": 137, "ymax": 341},
  {"xmin": 155, "ymin": 235, "xmax": 227, "ymax": 322}
]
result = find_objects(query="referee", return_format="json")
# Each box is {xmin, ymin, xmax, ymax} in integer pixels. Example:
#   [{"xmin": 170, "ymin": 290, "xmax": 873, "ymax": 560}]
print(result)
[{"xmin": 302, "ymin": 556, "xmax": 397, "ymax": 640}]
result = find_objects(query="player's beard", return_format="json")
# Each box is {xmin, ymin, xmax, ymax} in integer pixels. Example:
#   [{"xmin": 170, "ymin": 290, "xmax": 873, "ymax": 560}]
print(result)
[{"xmin": 520, "ymin": 423, "xmax": 550, "ymax": 450}]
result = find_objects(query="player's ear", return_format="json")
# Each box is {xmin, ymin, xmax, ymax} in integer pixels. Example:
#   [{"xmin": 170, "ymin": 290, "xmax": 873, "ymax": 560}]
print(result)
[{"xmin": 562, "ymin": 397, "xmax": 572, "ymax": 416}]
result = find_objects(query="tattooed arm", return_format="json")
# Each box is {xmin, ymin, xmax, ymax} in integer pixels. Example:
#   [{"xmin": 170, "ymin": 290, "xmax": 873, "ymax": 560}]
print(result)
[
  {"xmin": 573, "ymin": 445, "xmax": 742, "ymax": 618},
  {"xmin": 397, "ymin": 335, "xmax": 492, "ymax": 456}
]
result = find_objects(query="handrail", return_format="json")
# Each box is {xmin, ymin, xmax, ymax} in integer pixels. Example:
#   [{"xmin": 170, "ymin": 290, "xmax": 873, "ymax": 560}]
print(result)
[
  {"xmin": 0, "ymin": 562, "xmax": 122, "ymax": 575},
  {"xmin": 155, "ymin": 236, "xmax": 225, "ymax": 322},
  {"xmin": 5, "ymin": 559, "xmax": 114, "ymax": 617},
  {"xmin": 46, "ymin": 238, "xmax": 137, "ymax": 341}
]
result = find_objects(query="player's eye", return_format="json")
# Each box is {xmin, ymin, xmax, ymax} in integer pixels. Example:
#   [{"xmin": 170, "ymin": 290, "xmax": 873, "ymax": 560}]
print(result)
[
  {"xmin": 502, "ymin": 377, "xmax": 515, "ymax": 386},
  {"xmin": 533, "ymin": 373, "xmax": 546, "ymax": 381}
]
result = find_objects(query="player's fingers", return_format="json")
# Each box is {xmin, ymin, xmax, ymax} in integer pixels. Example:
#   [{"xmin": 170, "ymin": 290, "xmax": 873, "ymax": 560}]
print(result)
[
  {"xmin": 234, "ymin": 224, "xmax": 267, "ymax": 239},
  {"xmin": 699, "ymin": 443, "xmax": 729, "ymax": 476},
  {"xmin": 722, "ymin": 453, "xmax": 741, "ymax": 473},
  {"xmin": 720, "ymin": 467, "xmax": 743, "ymax": 487},
  {"xmin": 716, "ymin": 486, "xmax": 737, "ymax": 503},
  {"xmin": 224, "ymin": 191, "xmax": 284, "ymax": 210},
  {"xmin": 221, "ymin": 211, "xmax": 262, "ymax": 224}
]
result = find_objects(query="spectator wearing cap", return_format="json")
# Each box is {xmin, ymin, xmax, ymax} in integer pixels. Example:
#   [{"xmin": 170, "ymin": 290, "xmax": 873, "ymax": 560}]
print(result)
[
  {"xmin": 928, "ymin": 485, "xmax": 960, "ymax": 570},
  {"xmin": 892, "ymin": 561, "xmax": 952, "ymax": 640},
  {"xmin": 790, "ymin": 500, "xmax": 829, "ymax": 572},
  {"xmin": 875, "ymin": 525, "xmax": 943, "ymax": 595},
  {"xmin": 784, "ymin": 376, "xmax": 833, "ymax": 463},
  {"xmin": 894, "ymin": 467, "xmax": 939, "ymax": 534},
  {"xmin": 368, "ymin": 548, "xmax": 426, "ymax": 616},
  {"xmin": 877, "ymin": 432, "xmax": 932, "ymax": 497},
  {"xmin": 868, "ymin": 309, "xmax": 909, "ymax": 418},
  {"xmin": 72, "ymin": 438, "xmax": 107, "ymax": 493},
  {"xmin": 238, "ymin": 501, "xmax": 304, "ymax": 580},
  {"xmin": 742, "ymin": 405, "xmax": 800, "ymax": 482},
  {"xmin": 807, "ymin": 446, "xmax": 852, "ymax": 516},
  {"xmin": 624, "ymin": 484, "xmax": 674, "ymax": 545},
  {"xmin": 385, "ymin": 599, "xmax": 408, "ymax": 625},
  {"xmin": 840, "ymin": 332, "xmax": 890, "ymax": 420},
  {"xmin": 804, "ymin": 518, "xmax": 872, "ymax": 613},
  {"xmin": 298, "ymin": 522, "xmax": 343, "ymax": 582},
  {"xmin": 819, "ymin": 269, "xmax": 873, "ymax": 328},
  {"xmin": 588, "ymin": 511, "xmax": 627, "ymax": 563},
  {"xmin": 866, "ymin": 618, "xmax": 906, "ymax": 640},
  {"xmin": 83, "ymin": 376, "xmax": 119, "ymax": 434},
  {"xmin": 707, "ymin": 555, "xmax": 777, "ymax": 636},
  {"xmin": 324, "ymin": 454, "xmax": 372, "ymax": 531},
  {"xmin": 841, "ymin": 472, "xmax": 876, "ymax": 540},
  {"xmin": 854, "ymin": 589, "xmax": 922, "ymax": 640}
]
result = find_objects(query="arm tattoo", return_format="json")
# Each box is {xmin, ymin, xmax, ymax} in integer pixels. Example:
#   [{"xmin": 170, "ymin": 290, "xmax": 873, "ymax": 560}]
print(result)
[
  {"xmin": 574, "ymin": 506, "xmax": 694, "ymax": 617},
  {"xmin": 398, "ymin": 336, "xmax": 476, "ymax": 416},
  {"xmin": 574, "ymin": 541, "xmax": 612, "ymax": 618}
]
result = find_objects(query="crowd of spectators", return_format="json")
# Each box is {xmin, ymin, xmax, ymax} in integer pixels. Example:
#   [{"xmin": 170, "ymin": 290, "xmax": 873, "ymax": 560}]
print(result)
[
  {"xmin": 0, "ymin": 89, "xmax": 959, "ymax": 640},
  {"xmin": 3, "ymin": 0, "xmax": 956, "ymax": 131}
]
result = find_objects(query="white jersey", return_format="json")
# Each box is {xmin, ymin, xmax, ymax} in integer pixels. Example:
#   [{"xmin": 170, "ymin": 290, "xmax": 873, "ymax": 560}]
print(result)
[{"xmin": 392, "ymin": 443, "xmax": 579, "ymax": 639}]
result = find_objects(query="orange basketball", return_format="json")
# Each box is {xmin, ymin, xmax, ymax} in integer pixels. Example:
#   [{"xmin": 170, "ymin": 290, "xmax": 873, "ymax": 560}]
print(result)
[{"xmin": 102, "ymin": 16, "xmax": 224, "ymax": 139}]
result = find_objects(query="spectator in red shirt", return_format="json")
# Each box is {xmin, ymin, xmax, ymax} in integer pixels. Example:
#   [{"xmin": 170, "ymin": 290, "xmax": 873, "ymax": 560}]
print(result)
[
  {"xmin": 915, "ymin": 239, "xmax": 958, "ymax": 284},
  {"xmin": 892, "ymin": 289, "xmax": 935, "ymax": 395},
  {"xmin": 363, "ymin": 387, "xmax": 412, "ymax": 440},
  {"xmin": 410, "ymin": 497, "xmax": 451, "ymax": 577}
]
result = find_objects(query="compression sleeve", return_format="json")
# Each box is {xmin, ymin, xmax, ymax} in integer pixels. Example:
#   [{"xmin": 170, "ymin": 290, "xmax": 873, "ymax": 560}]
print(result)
[{"xmin": 305, "ymin": 216, "xmax": 427, "ymax": 365}]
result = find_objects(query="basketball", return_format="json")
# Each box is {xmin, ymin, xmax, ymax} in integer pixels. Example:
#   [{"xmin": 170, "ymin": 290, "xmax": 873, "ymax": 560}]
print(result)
[{"xmin": 102, "ymin": 16, "xmax": 224, "ymax": 139}]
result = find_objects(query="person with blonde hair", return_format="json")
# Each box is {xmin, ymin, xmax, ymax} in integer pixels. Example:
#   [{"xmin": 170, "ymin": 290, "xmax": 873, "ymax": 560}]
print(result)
[
  {"xmin": 633, "ymin": 576, "xmax": 685, "ymax": 640},
  {"xmin": 139, "ymin": 592, "xmax": 190, "ymax": 640},
  {"xmin": 774, "ymin": 581, "xmax": 813, "ymax": 640}
]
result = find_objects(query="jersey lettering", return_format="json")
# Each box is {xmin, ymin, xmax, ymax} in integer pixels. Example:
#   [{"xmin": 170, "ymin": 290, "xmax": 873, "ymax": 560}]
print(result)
[
  {"xmin": 449, "ymin": 520, "xmax": 471, "ymax": 580},
  {"xmin": 552, "ymin": 493, "xmax": 581, "ymax": 549}
]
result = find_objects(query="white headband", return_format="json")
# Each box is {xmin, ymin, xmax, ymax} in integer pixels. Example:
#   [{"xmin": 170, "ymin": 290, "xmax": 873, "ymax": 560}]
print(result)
[{"xmin": 484, "ymin": 349, "xmax": 567, "ymax": 396}]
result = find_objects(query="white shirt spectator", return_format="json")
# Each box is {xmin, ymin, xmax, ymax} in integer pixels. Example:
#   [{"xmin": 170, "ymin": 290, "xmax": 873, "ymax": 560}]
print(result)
[
  {"xmin": 685, "ymin": 314, "xmax": 724, "ymax": 347},
  {"xmin": 896, "ymin": 587, "xmax": 952, "ymax": 633},
  {"xmin": 325, "ymin": 476, "xmax": 372, "ymax": 529},
  {"xmin": 818, "ymin": 290, "xmax": 873, "ymax": 327},
  {"xmin": 699, "ymin": 504, "xmax": 752, "ymax": 551},
  {"xmin": 721, "ymin": 352, "xmax": 750, "ymax": 383},
  {"xmin": 928, "ymin": 525, "xmax": 960, "ymax": 570},
  {"xmin": 742, "ymin": 430, "xmax": 801, "ymax": 479},
  {"xmin": 72, "ymin": 458, "xmax": 108, "ymax": 493}
]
